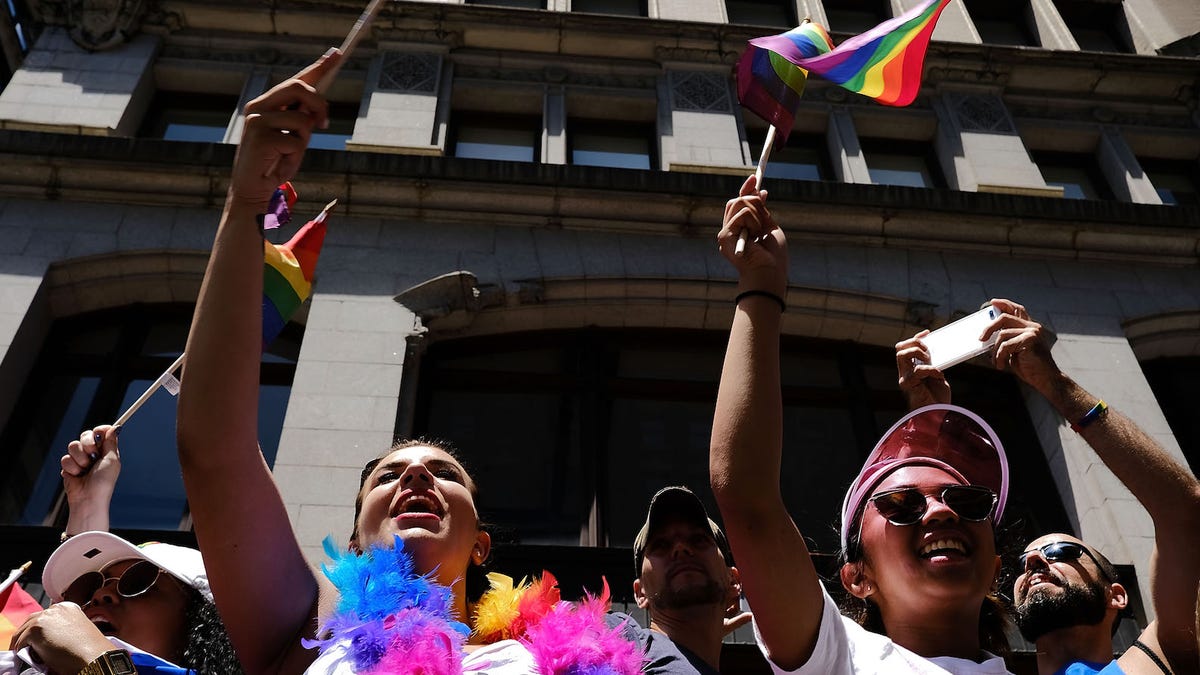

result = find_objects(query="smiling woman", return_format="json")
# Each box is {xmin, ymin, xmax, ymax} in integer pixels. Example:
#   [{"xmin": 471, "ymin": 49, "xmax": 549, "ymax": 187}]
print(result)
[{"xmin": 709, "ymin": 175, "xmax": 1017, "ymax": 674}]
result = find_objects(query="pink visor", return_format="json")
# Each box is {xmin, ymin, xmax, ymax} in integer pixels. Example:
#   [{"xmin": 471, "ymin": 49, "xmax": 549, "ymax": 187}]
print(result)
[{"xmin": 839, "ymin": 404, "xmax": 1009, "ymax": 551}]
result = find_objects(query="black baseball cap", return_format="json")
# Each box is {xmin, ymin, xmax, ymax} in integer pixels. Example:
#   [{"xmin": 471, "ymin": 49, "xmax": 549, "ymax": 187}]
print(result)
[{"xmin": 633, "ymin": 486, "xmax": 734, "ymax": 576}]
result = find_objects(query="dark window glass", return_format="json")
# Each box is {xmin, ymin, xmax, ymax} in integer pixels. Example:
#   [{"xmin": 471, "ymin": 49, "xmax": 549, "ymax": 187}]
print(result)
[
  {"xmin": 451, "ymin": 113, "xmax": 541, "ymax": 163},
  {"xmin": 1142, "ymin": 357, "xmax": 1200, "ymax": 474},
  {"xmin": 465, "ymin": 0, "xmax": 544, "ymax": 8},
  {"xmin": 140, "ymin": 92, "xmax": 239, "ymax": 143},
  {"xmin": 964, "ymin": 0, "xmax": 1035, "ymax": 46},
  {"xmin": 862, "ymin": 139, "xmax": 944, "ymax": 189},
  {"xmin": 747, "ymin": 129, "xmax": 831, "ymax": 182},
  {"xmin": 572, "ymin": 0, "xmax": 647, "ymax": 16},
  {"xmin": 412, "ymin": 329, "xmax": 1069, "ymax": 555},
  {"xmin": 725, "ymin": 0, "xmax": 796, "ymax": 28},
  {"xmin": 0, "ymin": 305, "xmax": 300, "ymax": 530},
  {"xmin": 1140, "ymin": 159, "xmax": 1200, "ymax": 207},
  {"xmin": 1033, "ymin": 151, "xmax": 1113, "ymax": 200},
  {"xmin": 308, "ymin": 101, "xmax": 360, "ymax": 151},
  {"xmin": 825, "ymin": 0, "xmax": 889, "ymax": 34},
  {"xmin": 1054, "ymin": 0, "xmax": 1133, "ymax": 53},
  {"xmin": 569, "ymin": 120, "xmax": 655, "ymax": 170},
  {"xmin": 5, "ymin": 0, "xmax": 39, "ymax": 54}
]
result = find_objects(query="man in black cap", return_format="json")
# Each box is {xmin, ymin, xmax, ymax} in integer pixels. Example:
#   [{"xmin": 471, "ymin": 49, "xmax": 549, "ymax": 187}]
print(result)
[{"xmin": 618, "ymin": 486, "xmax": 748, "ymax": 674}]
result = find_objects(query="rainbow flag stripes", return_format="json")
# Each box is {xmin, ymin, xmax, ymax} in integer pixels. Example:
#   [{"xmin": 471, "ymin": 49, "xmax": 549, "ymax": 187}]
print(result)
[
  {"xmin": 736, "ymin": 0, "xmax": 952, "ymax": 140},
  {"xmin": 262, "ymin": 185, "xmax": 330, "ymax": 348}
]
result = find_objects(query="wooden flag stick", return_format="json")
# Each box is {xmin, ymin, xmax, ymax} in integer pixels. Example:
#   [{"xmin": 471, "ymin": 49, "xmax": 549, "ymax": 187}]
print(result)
[
  {"xmin": 263, "ymin": 0, "xmax": 388, "ymax": 178},
  {"xmin": 0, "ymin": 561, "xmax": 31, "ymax": 595},
  {"xmin": 735, "ymin": 124, "xmax": 776, "ymax": 256},
  {"xmin": 112, "ymin": 352, "xmax": 186, "ymax": 430}
]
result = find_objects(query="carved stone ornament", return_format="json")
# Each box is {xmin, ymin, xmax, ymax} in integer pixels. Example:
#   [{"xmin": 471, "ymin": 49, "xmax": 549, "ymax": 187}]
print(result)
[
  {"xmin": 65, "ymin": 0, "xmax": 147, "ymax": 51},
  {"xmin": 670, "ymin": 71, "xmax": 732, "ymax": 113},
  {"xmin": 378, "ymin": 52, "xmax": 440, "ymax": 93},
  {"xmin": 946, "ymin": 91, "xmax": 1015, "ymax": 133}
]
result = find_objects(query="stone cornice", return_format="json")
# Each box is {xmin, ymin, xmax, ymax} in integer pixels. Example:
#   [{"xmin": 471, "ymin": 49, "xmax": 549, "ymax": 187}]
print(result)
[{"xmin": 0, "ymin": 130, "xmax": 1195, "ymax": 266}]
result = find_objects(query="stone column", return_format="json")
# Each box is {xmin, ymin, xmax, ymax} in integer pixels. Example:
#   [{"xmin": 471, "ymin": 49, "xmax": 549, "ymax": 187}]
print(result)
[
  {"xmin": 1097, "ymin": 126, "xmax": 1162, "ymax": 205},
  {"xmin": 826, "ymin": 107, "xmax": 871, "ymax": 184},
  {"xmin": 932, "ymin": 90, "xmax": 1054, "ymax": 195},
  {"xmin": 654, "ymin": 0, "xmax": 725, "ymax": 22},
  {"xmin": 346, "ymin": 49, "xmax": 449, "ymax": 155},
  {"xmin": 659, "ymin": 68, "xmax": 751, "ymax": 174},
  {"xmin": 543, "ymin": 85, "xmax": 567, "ymax": 165},
  {"xmin": 0, "ymin": 27, "xmax": 159, "ymax": 136},
  {"xmin": 891, "ymin": 0, "xmax": 978, "ymax": 43},
  {"xmin": 224, "ymin": 68, "xmax": 271, "ymax": 145},
  {"xmin": 1029, "ymin": 0, "xmax": 1079, "ymax": 50}
]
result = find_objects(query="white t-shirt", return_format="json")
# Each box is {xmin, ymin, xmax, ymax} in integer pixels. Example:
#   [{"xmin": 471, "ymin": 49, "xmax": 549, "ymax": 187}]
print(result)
[
  {"xmin": 304, "ymin": 639, "xmax": 539, "ymax": 675},
  {"xmin": 754, "ymin": 585, "xmax": 1014, "ymax": 675}
]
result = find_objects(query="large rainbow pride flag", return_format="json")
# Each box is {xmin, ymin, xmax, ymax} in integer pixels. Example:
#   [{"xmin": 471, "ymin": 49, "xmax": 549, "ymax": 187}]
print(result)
[
  {"xmin": 263, "ymin": 184, "xmax": 332, "ymax": 348},
  {"xmin": 736, "ymin": 0, "xmax": 952, "ymax": 142}
]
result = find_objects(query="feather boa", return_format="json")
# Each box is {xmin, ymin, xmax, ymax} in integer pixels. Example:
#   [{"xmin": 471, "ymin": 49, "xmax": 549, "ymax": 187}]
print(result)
[{"xmin": 306, "ymin": 537, "xmax": 643, "ymax": 675}]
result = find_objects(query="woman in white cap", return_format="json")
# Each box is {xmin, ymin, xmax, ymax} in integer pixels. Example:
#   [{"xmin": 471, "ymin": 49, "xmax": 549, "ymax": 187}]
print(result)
[
  {"xmin": 7, "ymin": 426, "xmax": 242, "ymax": 675},
  {"xmin": 708, "ymin": 175, "xmax": 1015, "ymax": 674}
]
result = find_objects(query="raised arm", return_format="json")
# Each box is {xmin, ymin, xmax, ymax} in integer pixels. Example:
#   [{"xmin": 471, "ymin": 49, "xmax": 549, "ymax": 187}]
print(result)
[
  {"xmin": 986, "ymin": 298, "xmax": 1200, "ymax": 674},
  {"xmin": 61, "ymin": 425, "xmax": 121, "ymax": 535},
  {"xmin": 709, "ymin": 176, "xmax": 821, "ymax": 670},
  {"xmin": 175, "ymin": 50, "xmax": 339, "ymax": 675}
]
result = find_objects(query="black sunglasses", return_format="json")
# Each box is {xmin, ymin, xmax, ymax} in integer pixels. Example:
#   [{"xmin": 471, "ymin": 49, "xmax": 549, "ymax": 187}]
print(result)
[
  {"xmin": 868, "ymin": 485, "xmax": 998, "ymax": 527},
  {"xmin": 63, "ymin": 559, "xmax": 163, "ymax": 607},
  {"xmin": 1019, "ymin": 541, "xmax": 1110, "ymax": 581}
]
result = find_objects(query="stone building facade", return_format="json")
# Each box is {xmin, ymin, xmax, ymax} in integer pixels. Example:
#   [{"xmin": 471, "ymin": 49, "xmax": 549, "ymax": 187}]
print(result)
[{"xmin": 0, "ymin": 0, "xmax": 1196, "ymax": 668}]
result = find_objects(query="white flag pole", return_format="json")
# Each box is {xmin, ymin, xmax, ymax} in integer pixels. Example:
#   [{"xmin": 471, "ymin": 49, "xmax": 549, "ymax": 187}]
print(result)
[
  {"xmin": 112, "ymin": 352, "xmax": 186, "ymax": 430},
  {"xmin": 735, "ymin": 124, "xmax": 777, "ymax": 256},
  {"xmin": 0, "ymin": 561, "xmax": 31, "ymax": 596}
]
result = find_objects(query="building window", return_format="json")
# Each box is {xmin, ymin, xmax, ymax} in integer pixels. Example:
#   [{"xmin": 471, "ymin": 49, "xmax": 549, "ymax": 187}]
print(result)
[
  {"xmin": 308, "ymin": 101, "xmax": 360, "ymax": 151},
  {"xmin": 140, "ymin": 91, "xmax": 240, "ymax": 143},
  {"xmin": 862, "ymin": 139, "xmax": 944, "ymax": 189},
  {"xmin": 1033, "ymin": 151, "xmax": 1112, "ymax": 200},
  {"xmin": 569, "ymin": 120, "xmax": 655, "ymax": 170},
  {"xmin": 825, "ymin": 0, "xmax": 890, "ymax": 34},
  {"xmin": 4, "ymin": 0, "xmax": 38, "ymax": 55},
  {"xmin": 465, "ymin": 0, "xmax": 545, "ymax": 8},
  {"xmin": 451, "ymin": 113, "xmax": 541, "ymax": 163},
  {"xmin": 1053, "ymin": 0, "xmax": 1132, "ymax": 53},
  {"xmin": 412, "ymin": 329, "xmax": 1069, "ymax": 554},
  {"xmin": 1140, "ymin": 159, "xmax": 1200, "ymax": 206},
  {"xmin": 0, "ymin": 305, "xmax": 300, "ymax": 530},
  {"xmin": 1142, "ymin": 357, "xmax": 1200, "ymax": 474},
  {"xmin": 725, "ymin": 0, "xmax": 796, "ymax": 28},
  {"xmin": 747, "ymin": 128, "xmax": 831, "ymax": 182},
  {"xmin": 964, "ymin": 0, "xmax": 1035, "ymax": 46},
  {"xmin": 572, "ymin": 0, "xmax": 647, "ymax": 16}
]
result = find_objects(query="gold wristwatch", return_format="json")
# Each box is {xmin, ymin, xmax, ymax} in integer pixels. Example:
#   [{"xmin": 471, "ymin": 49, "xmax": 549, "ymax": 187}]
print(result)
[{"xmin": 78, "ymin": 649, "xmax": 137, "ymax": 675}]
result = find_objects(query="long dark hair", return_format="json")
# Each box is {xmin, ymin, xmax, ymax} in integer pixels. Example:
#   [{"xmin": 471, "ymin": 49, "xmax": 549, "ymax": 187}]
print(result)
[
  {"xmin": 180, "ymin": 587, "xmax": 245, "ymax": 674},
  {"xmin": 350, "ymin": 437, "xmax": 491, "ymax": 602}
]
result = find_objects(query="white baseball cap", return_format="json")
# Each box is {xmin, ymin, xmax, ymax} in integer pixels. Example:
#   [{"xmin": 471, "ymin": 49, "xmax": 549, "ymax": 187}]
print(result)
[{"xmin": 42, "ymin": 531, "xmax": 212, "ymax": 603}]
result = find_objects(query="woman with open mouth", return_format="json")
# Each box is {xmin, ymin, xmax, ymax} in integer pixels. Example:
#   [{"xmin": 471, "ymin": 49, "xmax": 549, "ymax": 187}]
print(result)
[{"xmin": 174, "ymin": 50, "xmax": 642, "ymax": 675}]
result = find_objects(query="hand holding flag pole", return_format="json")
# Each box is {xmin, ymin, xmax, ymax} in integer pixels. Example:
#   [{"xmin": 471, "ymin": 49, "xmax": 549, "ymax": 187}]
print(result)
[
  {"xmin": 263, "ymin": 0, "xmax": 389, "ymax": 179},
  {"xmin": 735, "ymin": 124, "xmax": 777, "ymax": 256}
]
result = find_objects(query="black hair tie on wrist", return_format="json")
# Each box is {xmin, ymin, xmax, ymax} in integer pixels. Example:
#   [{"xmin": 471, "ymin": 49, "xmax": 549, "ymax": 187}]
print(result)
[{"xmin": 735, "ymin": 289, "xmax": 786, "ymax": 313}]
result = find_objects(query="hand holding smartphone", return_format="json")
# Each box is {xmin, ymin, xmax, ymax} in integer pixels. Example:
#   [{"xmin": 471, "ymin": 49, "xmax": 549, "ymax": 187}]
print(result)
[{"xmin": 918, "ymin": 304, "xmax": 1000, "ymax": 371}]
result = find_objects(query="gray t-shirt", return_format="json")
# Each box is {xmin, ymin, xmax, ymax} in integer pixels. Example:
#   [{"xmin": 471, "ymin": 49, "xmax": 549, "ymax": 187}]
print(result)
[{"xmin": 607, "ymin": 613, "xmax": 722, "ymax": 675}]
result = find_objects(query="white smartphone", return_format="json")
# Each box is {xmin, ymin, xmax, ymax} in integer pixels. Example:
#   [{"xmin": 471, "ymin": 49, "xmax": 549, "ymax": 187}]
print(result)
[{"xmin": 919, "ymin": 304, "xmax": 1000, "ymax": 371}]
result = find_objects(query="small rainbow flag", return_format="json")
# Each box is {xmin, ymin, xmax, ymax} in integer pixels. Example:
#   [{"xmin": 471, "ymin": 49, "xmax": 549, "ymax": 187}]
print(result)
[
  {"xmin": 263, "ymin": 186, "xmax": 334, "ymax": 348},
  {"xmin": 0, "ymin": 563, "xmax": 41, "ymax": 647},
  {"xmin": 737, "ymin": 0, "xmax": 951, "ymax": 141}
]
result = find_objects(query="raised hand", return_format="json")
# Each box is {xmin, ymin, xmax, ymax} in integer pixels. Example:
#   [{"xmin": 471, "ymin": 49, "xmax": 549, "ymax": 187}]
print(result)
[
  {"xmin": 895, "ymin": 330, "xmax": 951, "ymax": 410},
  {"xmin": 61, "ymin": 425, "xmax": 121, "ymax": 534},
  {"xmin": 228, "ymin": 48, "xmax": 341, "ymax": 213},
  {"xmin": 717, "ymin": 175, "xmax": 787, "ymax": 297},
  {"xmin": 982, "ymin": 298, "xmax": 1060, "ymax": 393}
]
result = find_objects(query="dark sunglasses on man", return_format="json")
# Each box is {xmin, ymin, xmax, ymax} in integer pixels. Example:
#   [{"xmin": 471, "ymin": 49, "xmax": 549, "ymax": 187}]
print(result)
[
  {"xmin": 63, "ymin": 559, "xmax": 165, "ymax": 607},
  {"xmin": 1019, "ymin": 541, "xmax": 1112, "ymax": 581},
  {"xmin": 868, "ymin": 484, "xmax": 998, "ymax": 526}
]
